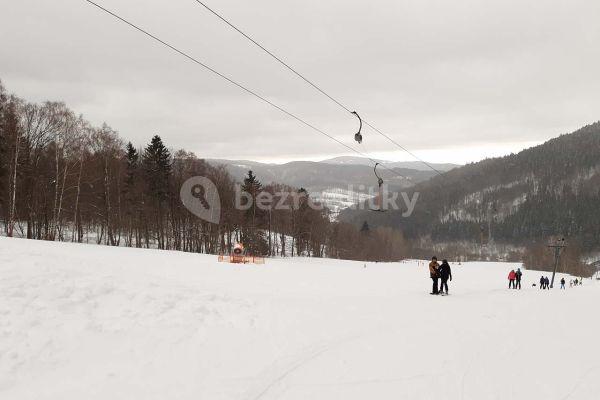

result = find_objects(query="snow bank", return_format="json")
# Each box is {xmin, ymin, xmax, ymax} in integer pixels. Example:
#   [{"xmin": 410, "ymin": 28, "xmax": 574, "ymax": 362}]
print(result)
[{"xmin": 1, "ymin": 237, "xmax": 598, "ymax": 399}]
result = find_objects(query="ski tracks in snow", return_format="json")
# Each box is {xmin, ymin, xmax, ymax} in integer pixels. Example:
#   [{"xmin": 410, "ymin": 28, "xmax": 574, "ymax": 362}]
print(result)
[{"xmin": 243, "ymin": 331, "xmax": 367, "ymax": 400}]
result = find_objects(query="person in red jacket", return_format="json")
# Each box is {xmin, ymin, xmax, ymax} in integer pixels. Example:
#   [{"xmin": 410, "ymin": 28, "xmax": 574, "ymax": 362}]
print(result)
[{"xmin": 508, "ymin": 270, "xmax": 517, "ymax": 289}]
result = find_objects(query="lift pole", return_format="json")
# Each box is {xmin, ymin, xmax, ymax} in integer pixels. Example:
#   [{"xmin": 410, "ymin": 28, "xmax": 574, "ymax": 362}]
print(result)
[{"xmin": 548, "ymin": 239, "xmax": 566, "ymax": 288}]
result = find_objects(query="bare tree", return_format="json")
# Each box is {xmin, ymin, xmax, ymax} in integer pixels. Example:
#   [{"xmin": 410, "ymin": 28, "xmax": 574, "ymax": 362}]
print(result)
[{"xmin": 89, "ymin": 124, "xmax": 123, "ymax": 245}]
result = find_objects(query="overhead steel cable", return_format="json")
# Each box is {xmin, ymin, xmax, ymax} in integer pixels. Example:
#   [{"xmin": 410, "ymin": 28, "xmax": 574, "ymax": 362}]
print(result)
[
  {"xmin": 192, "ymin": 0, "xmax": 352, "ymax": 114},
  {"xmin": 83, "ymin": 0, "xmax": 408, "ymax": 181},
  {"xmin": 191, "ymin": 0, "xmax": 444, "ymax": 177},
  {"xmin": 362, "ymin": 122, "xmax": 443, "ymax": 175}
]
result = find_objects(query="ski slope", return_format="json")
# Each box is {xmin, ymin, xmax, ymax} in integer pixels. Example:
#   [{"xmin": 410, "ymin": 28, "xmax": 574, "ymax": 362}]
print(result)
[{"xmin": 1, "ymin": 237, "xmax": 599, "ymax": 400}]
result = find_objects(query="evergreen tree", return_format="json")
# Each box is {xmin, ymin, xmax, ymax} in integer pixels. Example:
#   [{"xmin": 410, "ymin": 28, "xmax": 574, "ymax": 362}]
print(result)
[
  {"xmin": 122, "ymin": 141, "xmax": 140, "ymax": 246},
  {"xmin": 242, "ymin": 170, "xmax": 262, "ymax": 199},
  {"xmin": 142, "ymin": 135, "xmax": 172, "ymax": 249},
  {"xmin": 124, "ymin": 141, "xmax": 138, "ymax": 191},
  {"xmin": 241, "ymin": 170, "xmax": 262, "ymax": 225},
  {"xmin": 241, "ymin": 170, "xmax": 268, "ymax": 255},
  {"xmin": 142, "ymin": 135, "xmax": 171, "ymax": 201}
]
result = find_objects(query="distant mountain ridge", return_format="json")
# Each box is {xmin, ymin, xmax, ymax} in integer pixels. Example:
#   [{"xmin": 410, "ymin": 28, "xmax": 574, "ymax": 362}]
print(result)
[
  {"xmin": 320, "ymin": 156, "xmax": 458, "ymax": 172},
  {"xmin": 206, "ymin": 158, "xmax": 438, "ymax": 192}
]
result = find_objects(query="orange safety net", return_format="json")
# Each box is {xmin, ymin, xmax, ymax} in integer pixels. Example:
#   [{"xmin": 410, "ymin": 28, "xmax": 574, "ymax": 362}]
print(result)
[{"xmin": 218, "ymin": 254, "xmax": 265, "ymax": 264}]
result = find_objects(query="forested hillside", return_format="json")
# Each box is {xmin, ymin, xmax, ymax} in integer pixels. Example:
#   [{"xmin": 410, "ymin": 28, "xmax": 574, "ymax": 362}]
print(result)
[{"xmin": 342, "ymin": 122, "xmax": 600, "ymax": 254}]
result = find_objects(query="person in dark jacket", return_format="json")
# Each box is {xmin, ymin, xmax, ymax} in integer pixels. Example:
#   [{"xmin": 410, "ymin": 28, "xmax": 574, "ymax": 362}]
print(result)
[
  {"xmin": 539, "ymin": 276, "xmax": 545, "ymax": 289},
  {"xmin": 438, "ymin": 259, "xmax": 452, "ymax": 295},
  {"xmin": 544, "ymin": 276, "xmax": 550, "ymax": 289},
  {"xmin": 515, "ymin": 268, "xmax": 523, "ymax": 290},
  {"xmin": 560, "ymin": 277, "xmax": 566, "ymax": 289},
  {"xmin": 429, "ymin": 257, "xmax": 440, "ymax": 295}
]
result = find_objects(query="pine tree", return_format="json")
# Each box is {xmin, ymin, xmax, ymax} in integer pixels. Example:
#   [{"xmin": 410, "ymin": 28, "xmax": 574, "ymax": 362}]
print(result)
[
  {"xmin": 242, "ymin": 170, "xmax": 262, "ymax": 199},
  {"xmin": 142, "ymin": 135, "xmax": 171, "ymax": 201},
  {"xmin": 142, "ymin": 135, "xmax": 172, "ymax": 249},
  {"xmin": 241, "ymin": 170, "xmax": 262, "ymax": 225},
  {"xmin": 124, "ymin": 142, "xmax": 138, "ymax": 191},
  {"xmin": 241, "ymin": 170, "xmax": 268, "ymax": 254},
  {"xmin": 122, "ymin": 142, "xmax": 140, "ymax": 246}
]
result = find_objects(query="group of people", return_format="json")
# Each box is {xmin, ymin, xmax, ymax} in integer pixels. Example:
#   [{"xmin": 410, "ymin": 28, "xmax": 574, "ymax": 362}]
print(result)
[
  {"xmin": 570, "ymin": 278, "xmax": 584, "ymax": 287},
  {"xmin": 428, "ymin": 257, "xmax": 452, "ymax": 295},
  {"xmin": 539, "ymin": 276, "xmax": 551, "ymax": 289},
  {"xmin": 507, "ymin": 271, "xmax": 581, "ymax": 290},
  {"xmin": 508, "ymin": 270, "xmax": 568, "ymax": 290},
  {"xmin": 507, "ymin": 268, "xmax": 523, "ymax": 289},
  {"xmin": 542, "ymin": 276, "xmax": 581, "ymax": 289},
  {"xmin": 537, "ymin": 276, "xmax": 584, "ymax": 289},
  {"xmin": 427, "ymin": 259, "xmax": 586, "ymax": 295}
]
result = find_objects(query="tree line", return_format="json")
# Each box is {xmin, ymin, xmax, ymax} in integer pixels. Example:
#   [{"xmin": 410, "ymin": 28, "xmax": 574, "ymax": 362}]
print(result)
[
  {"xmin": 522, "ymin": 240, "xmax": 594, "ymax": 278},
  {"xmin": 0, "ymin": 79, "xmax": 408, "ymax": 261}
]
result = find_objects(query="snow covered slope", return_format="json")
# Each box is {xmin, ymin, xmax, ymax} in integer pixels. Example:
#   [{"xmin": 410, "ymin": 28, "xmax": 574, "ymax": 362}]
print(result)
[{"xmin": 1, "ymin": 237, "xmax": 598, "ymax": 400}]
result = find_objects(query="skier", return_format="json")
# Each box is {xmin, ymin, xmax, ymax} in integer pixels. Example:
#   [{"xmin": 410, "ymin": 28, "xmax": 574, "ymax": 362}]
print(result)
[
  {"xmin": 574, "ymin": 278, "xmax": 579, "ymax": 286},
  {"xmin": 508, "ymin": 270, "xmax": 516, "ymax": 289},
  {"xmin": 438, "ymin": 259, "xmax": 452, "ymax": 295},
  {"xmin": 429, "ymin": 256, "xmax": 440, "ymax": 295},
  {"xmin": 560, "ymin": 278, "xmax": 566, "ymax": 289},
  {"xmin": 545, "ymin": 276, "xmax": 551, "ymax": 289},
  {"xmin": 539, "ymin": 276, "xmax": 545, "ymax": 290},
  {"xmin": 515, "ymin": 268, "xmax": 523, "ymax": 290}
]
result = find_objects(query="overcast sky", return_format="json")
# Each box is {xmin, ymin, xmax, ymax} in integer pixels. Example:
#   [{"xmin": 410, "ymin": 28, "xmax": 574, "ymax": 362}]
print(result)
[{"xmin": 1, "ymin": 0, "xmax": 599, "ymax": 164}]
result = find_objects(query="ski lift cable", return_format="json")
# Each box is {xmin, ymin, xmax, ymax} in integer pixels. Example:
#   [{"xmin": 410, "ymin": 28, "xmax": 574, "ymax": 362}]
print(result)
[
  {"xmin": 191, "ymin": 0, "xmax": 444, "ymax": 177},
  {"xmin": 83, "ymin": 0, "xmax": 408, "ymax": 181}
]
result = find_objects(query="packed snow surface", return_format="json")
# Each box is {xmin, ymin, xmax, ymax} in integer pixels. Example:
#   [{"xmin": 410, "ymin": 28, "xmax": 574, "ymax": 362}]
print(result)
[{"xmin": 1, "ymin": 237, "xmax": 599, "ymax": 400}]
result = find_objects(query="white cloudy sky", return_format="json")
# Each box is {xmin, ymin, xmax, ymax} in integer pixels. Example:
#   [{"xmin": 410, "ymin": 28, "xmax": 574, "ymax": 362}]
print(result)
[{"xmin": 1, "ymin": 0, "xmax": 599, "ymax": 165}]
